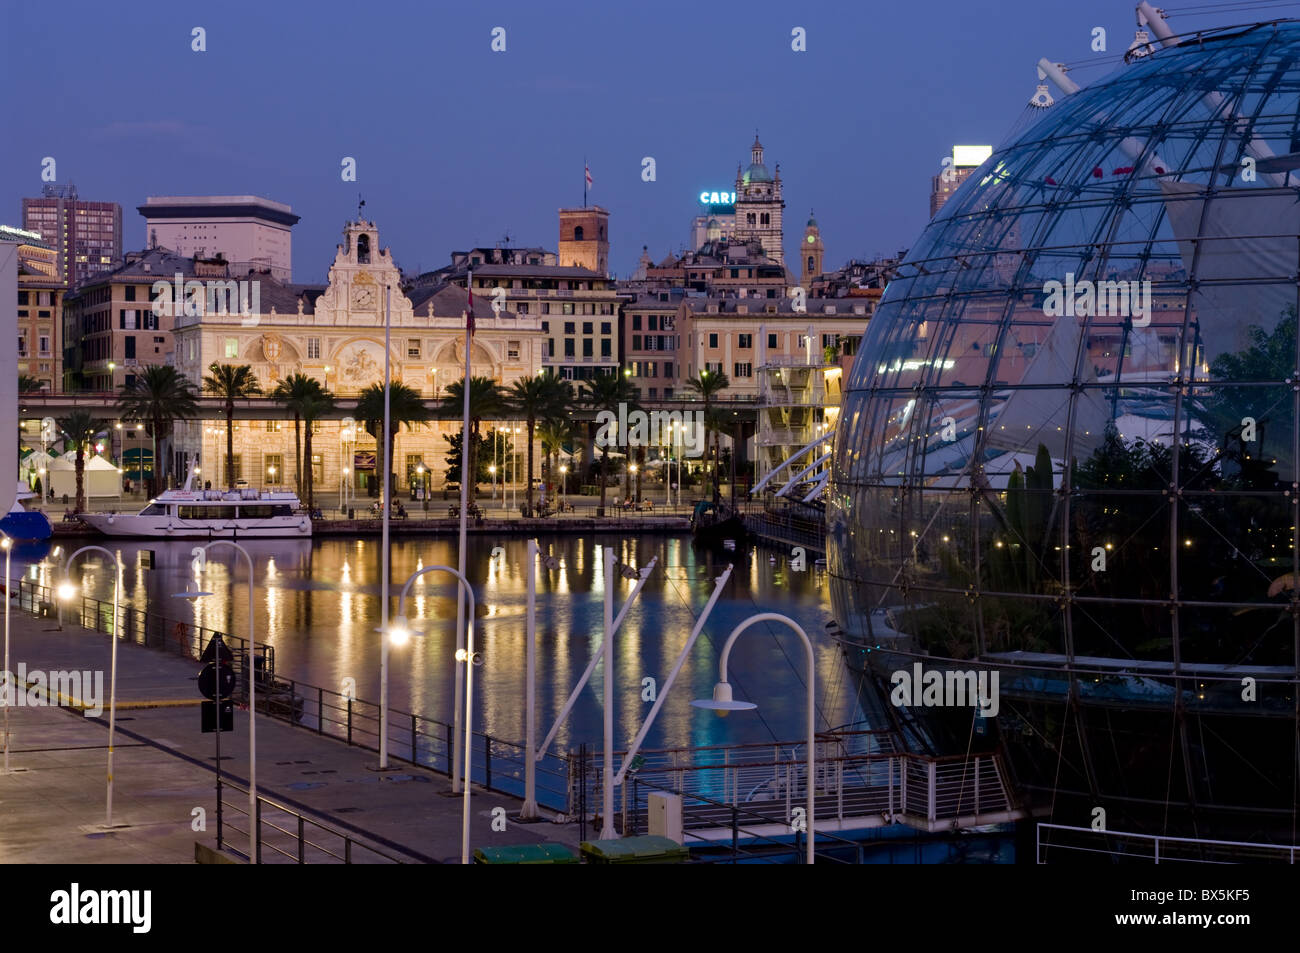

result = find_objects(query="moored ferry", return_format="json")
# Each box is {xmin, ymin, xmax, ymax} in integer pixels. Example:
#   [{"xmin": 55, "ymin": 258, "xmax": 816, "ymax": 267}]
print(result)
[{"xmin": 79, "ymin": 475, "xmax": 311, "ymax": 539}]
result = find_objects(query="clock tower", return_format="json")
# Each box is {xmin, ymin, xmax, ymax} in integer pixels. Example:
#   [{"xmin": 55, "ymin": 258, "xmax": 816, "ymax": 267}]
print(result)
[{"xmin": 801, "ymin": 211, "xmax": 824, "ymax": 288}]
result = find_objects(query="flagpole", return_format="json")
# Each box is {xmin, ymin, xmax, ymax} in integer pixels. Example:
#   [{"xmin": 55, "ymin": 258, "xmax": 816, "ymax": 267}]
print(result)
[
  {"xmin": 453, "ymin": 271, "xmax": 472, "ymax": 793},
  {"xmin": 379, "ymin": 282, "xmax": 392, "ymax": 768},
  {"xmin": 583, "ymin": 155, "xmax": 587, "ymax": 208}
]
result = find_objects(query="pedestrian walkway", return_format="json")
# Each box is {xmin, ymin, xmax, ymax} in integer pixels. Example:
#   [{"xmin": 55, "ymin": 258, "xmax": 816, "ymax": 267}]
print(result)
[{"xmin": 0, "ymin": 610, "xmax": 583, "ymax": 863}]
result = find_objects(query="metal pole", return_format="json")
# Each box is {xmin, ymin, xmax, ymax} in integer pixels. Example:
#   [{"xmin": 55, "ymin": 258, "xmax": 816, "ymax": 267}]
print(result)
[
  {"xmin": 106, "ymin": 556, "xmax": 121, "ymax": 827},
  {"xmin": 600, "ymin": 547, "xmax": 616, "ymax": 839},
  {"xmin": 453, "ymin": 273, "xmax": 472, "ymax": 793},
  {"xmin": 522, "ymin": 539, "xmax": 539, "ymax": 818},
  {"xmin": 2, "ymin": 536, "xmax": 10, "ymax": 773},
  {"xmin": 380, "ymin": 284, "xmax": 392, "ymax": 768},
  {"xmin": 714, "ymin": 612, "xmax": 816, "ymax": 864}
]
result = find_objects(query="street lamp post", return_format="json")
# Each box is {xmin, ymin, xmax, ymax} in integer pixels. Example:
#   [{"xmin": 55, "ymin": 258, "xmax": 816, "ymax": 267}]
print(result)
[
  {"xmin": 559, "ymin": 465, "xmax": 568, "ymax": 512},
  {"xmin": 57, "ymin": 545, "xmax": 124, "ymax": 828},
  {"xmin": 389, "ymin": 565, "xmax": 477, "ymax": 863},
  {"xmin": 691, "ymin": 612, "xmax": 817, "ymax": 864},
  {"xmin": 1, "ymin": 533, "xmax": 11, "ymax": 774},
  {"xmin": 189, "ymin": 540, "xmax": 260, "ymax": 862}
]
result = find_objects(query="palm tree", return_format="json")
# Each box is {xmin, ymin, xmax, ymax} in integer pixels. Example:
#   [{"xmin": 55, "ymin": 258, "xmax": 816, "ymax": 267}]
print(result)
[
  {"xmin": 18, "ymin": 375, "xmax": 43, "ymax": 394},
  {"xmin": 685, "ymin": 368, "xmax": 730, "ymax": 505},
  {"xmin": 581, "ymin": 370, "xmax": 641, "ymax": 514},
  {"xmin": 356, "ymin": 381, "xmax": 430, "ymax": 503},
  {"xmin": 298, "ymin": 388, "xmax": 335, "ymax": 510},
  {"xmin": 438, "ymin": 376, "xmax": 508, "ymax": 505},
  {"xmin": 508, "ymin": 371, "xmax": 573, "ymax": 512},
  {"xmin": 539, "ymin": 416, "xmax": 581, "ymax": 500},
  {"xmin": 203, "ymin": 363, "xmax": 262, "ymax": 489},
  {"xmin": 270, "ymin": 373, "xmax": 323, "ymax": 495},
  {"xmin": 56, "ymin": 410, "xmax": 98, "ymax": 514},
  {"xmin": 117, "ymin": 365, "xmax": 200, "ymax": 496}
]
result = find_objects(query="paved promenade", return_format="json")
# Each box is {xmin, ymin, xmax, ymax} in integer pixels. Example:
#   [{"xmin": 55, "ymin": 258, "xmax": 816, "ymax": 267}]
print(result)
[{"xmin": 0, "ymin": 606, "xmax": 584, "ymax": 863}]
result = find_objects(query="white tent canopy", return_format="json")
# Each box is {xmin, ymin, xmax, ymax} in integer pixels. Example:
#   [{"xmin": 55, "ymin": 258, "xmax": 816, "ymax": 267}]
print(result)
[{"xmin": 49, "ymin": 453, "xmax": 121, "ymax": 500}]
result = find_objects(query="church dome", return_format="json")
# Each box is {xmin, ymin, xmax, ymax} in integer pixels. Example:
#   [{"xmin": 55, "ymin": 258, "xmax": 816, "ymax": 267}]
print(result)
[{"xmin": 743, "ymin": 163, "xmax": 773, "ymax": 184}]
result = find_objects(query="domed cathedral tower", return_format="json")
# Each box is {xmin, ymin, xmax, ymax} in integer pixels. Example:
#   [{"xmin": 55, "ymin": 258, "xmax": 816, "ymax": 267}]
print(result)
[
  {"xmin": 733, "ymin": 134, "xmax": 785, "ymax": 264},
  {"xmin": 321, "ymin": 218, "xmax": 407, "ymax": 319},
  {"xmin": 801, "ymin": 211, "xmax": 824, "ymax": 288},
  {"xmin": 558, "ymin": 206, "xmax": 610, "ymax": 276}
]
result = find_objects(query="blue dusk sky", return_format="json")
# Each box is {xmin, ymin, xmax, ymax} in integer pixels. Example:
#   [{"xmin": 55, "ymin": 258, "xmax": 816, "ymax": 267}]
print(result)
[{"xmin": 1, "ymin": 0, "xmax": 1263, "ymax": 282}]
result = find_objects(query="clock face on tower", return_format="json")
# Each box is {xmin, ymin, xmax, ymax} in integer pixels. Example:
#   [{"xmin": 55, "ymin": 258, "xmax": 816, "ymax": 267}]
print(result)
[{"xmin": 353, "ymin": 284, "xmax": 375, "ymax": 309}]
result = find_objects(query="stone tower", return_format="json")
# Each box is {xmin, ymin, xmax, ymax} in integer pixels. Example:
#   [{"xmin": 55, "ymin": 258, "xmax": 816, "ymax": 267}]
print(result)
[
  {"xmin": 801, "ymin": 211, "xmax": 824, "ymax": 288},
  {"xmin": 558, "ymin": 206, "xmax": 610, "ymax": 275},
  {"xmin": 733, "ymin": 134, "xmax": 785, "ymax": 264}
]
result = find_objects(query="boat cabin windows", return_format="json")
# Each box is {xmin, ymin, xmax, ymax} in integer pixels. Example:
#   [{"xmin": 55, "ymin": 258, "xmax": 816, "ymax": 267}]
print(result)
[
  {"xmin": 177, "ymin": 506, "xmax": 234, "ymax": 520},
  {"xmin": 140, "ymin": 503, "xmax": 167, "ymax": 516},
  {"xmin": 235, "ymin": 504, "xmax": 294, "ymax": 518}
]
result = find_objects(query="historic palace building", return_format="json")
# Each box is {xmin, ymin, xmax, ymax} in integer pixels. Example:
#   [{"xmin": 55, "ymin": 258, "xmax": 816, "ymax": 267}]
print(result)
[{"xmin": 171, "ymin": 219, "xmax": 543, "ymax": 495}]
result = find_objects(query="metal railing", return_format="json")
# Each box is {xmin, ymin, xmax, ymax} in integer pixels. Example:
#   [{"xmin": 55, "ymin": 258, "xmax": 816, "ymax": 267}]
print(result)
[
  {"xmin": 215, "ymin": 777, "xmax": 414, "ymax": 864},
  {"xmin": 14, "ymin": 579, "xmax": 573, "ymax": 811},
  {"xmin": 1036, "ymin": 823, "xmax": 1299, "ymax": 864},
  {"xmin": 580, "ymin": 733, "xmax": 1020, "ymax": 839}
]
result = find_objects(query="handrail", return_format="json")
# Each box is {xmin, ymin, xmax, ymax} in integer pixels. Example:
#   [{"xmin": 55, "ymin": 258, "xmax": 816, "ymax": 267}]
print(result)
[{"xmin": 15, "ymin": 579, "xmax": 572, "ymax": 811}]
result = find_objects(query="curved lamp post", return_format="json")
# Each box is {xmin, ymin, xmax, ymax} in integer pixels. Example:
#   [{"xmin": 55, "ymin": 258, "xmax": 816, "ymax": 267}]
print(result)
[
  {"xmin": 58, "ymin": 545, "xmax": 124, "ymax": 828},
  {"xmin": 185, "ymin": 540, "xmax": 258, "ymax": 862},
  {"xmin": 692, "ymin": 612, "xmax": 817, "ymax": 864},
  {"xmin": 390, "ymin": 564, "xmax": 477, "ymax": 864}
]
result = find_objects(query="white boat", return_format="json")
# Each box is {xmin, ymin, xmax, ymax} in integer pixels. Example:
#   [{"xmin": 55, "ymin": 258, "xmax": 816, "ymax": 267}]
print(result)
[{"xmin": 80, "ymin": 472, "xmax": 312, "ymax": 539}]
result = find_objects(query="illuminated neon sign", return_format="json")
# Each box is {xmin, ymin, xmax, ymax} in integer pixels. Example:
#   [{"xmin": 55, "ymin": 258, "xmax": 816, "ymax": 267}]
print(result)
[{"xmin": 699, "ymin": 191, "xmax": 736, "ymax": 205}]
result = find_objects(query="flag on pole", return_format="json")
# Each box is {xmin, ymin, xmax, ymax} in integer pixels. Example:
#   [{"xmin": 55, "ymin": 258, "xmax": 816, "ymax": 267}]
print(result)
[
  {"xmin": 585, "ymin": 165, "xmax": 593, "ymax": 190},
  {"xmin": 465, "ymin": 281, "xmax": 475, "ymax": 335}
]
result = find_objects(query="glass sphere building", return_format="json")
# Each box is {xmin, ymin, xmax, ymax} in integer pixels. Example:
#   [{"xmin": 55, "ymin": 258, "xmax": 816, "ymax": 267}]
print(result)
[{"xmin": 828, "ymin": 20, "xmax": 1300, "ymax": 844}]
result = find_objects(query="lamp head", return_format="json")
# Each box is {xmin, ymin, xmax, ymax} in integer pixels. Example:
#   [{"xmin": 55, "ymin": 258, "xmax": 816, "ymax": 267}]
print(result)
[
  {"xmin": 691, "ymin": 681, "xmax": 757, "ymax": 717},
  {"xmin": 56, "ymin": 581, "xmax": 78, "ymax": 602},
  {"xmin": 387, "ymin": 624, "xmax": 411, "ymax": 647},
  {"xmin": 171, "ymin": 587, "xmax": 213, "ymax": 600}
]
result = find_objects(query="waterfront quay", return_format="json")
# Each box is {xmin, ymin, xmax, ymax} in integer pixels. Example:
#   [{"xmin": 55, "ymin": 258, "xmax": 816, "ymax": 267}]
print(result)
[{"xmin": 0, "ymin": 602, "xmax": 580, "ymax": 864}]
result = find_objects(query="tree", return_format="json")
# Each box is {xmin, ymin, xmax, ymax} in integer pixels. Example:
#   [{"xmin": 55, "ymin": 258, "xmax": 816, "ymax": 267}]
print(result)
[
  {"xmin": 117, "ymin": 364, "xmax": 199, "ymax": 496},
  {"xmin": 582, "ymin": 370, "xmax": 641, "ymax": 513},
  {"xmin": 18, "ymin": 375, "xmax": 43, "ymax": 394},
  {"xmin": 539, "ymin": 416, "xmax": 581, "ymax": 498},
  {"xmin": 438, "ymin": 376, "xmax": 508, "ymax": 504},
  {"xmin": 443, "ymin": 429, "xmax": 501, "ymax": 486},
  {"xmin": 298, "ymin": 388, "xmax": 335, "ymax": 510},
  {"xmin": 356, "ymin": 381, "xmax": 430, "ymax": 502},
  {"xmin": 509, "ymin": 371, "xmax": 573, "ymax": 512},
  {"xmin": 270, "ymin": 373, "xmax": 323, "ymax": 496},
  {"xmin": 202, "ymin": 363, "xmax": 262, "ymax": 489},
  {"xmin": 685, "ymin": 368, "xmax": 730, "ymax": 505},
  {"xmin": 56, "ymin": 410, "xmax": 98, "ymax": 514}
]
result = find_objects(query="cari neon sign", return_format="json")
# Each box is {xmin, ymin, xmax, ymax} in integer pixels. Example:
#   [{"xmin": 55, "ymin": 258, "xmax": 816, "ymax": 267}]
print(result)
[{"xmin": 699, "ymin": 190, "xmax": 736, "ymax": 205}]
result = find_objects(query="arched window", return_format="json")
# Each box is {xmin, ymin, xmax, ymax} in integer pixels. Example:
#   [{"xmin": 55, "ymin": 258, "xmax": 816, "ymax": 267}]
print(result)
[
  {"xmin": 574, "ymin": 226, "xmax": 584, "ymax": 241},
  {"xmin": 761, "ymin": 213, "xmax": 770, "ymax": 225},
  {"xmin": 807, "ymin": 256, "xmax": 815, "ymax": 272},
  {"xmin": 357, "ymin": 234, "xmax": 371, "ymax": 264},
  {"xmin": 746, "ymin": 213, "xmax": 756, "ymax": 225}
]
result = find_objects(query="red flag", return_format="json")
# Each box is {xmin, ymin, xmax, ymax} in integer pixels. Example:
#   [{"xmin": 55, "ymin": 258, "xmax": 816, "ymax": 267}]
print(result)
[
  {"xmin": 585, "ymin": 165, "xmax": 593, "ymax": 190},
  {"xmin": 466, "ymin": 283, "xmax": 474, "ymax": 335}
]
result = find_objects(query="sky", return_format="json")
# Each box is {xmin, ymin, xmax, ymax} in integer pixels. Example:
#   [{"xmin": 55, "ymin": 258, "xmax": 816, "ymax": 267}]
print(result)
[{"xmin": 2, "ymin": 0, "xmax": 1266, "ymax": 283}]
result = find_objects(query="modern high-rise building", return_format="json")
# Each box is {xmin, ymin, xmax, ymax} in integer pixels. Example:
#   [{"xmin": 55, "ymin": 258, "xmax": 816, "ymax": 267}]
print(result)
[
  {"xmin": 139, "ymin": 195, "xmax": 299, "ymax": 281},
  {"xmin": 22, "ymin": 185, "xmax": 122, "ymax": 289},
  {"xmin": 929, "ymin": 145, "xmax": 993, "ymax": 217}
]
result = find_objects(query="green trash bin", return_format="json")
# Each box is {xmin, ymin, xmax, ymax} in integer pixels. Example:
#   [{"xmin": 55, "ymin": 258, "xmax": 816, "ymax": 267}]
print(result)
[
  {"xmin": 579, "ymin": 835, "xmax": 688, "ymax": 864},
  {"xmin": 473, "ymin": 844, "xmax": 579, "ymax": 865}
]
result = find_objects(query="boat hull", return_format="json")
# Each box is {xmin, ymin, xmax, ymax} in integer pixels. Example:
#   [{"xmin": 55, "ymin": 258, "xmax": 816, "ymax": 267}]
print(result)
[
  {"xmin": 0, "ymin": 510, "xmax": 53, "ymax": 541},
  {"xmin": 78, "ymin": 513, "xmax": 312, "ymax": 538}
]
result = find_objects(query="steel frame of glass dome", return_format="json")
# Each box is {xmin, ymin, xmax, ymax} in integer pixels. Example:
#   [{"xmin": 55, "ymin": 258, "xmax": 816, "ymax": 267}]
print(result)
[{"xmin": 828, "ymin": 18, "xmax": 1300, "ymax": 842}]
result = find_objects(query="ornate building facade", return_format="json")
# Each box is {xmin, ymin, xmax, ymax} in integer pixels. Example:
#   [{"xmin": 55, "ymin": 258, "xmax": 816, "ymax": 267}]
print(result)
[{"xmin": 171, "ymin": 219, "xmax": 543, "ymax": 494}]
